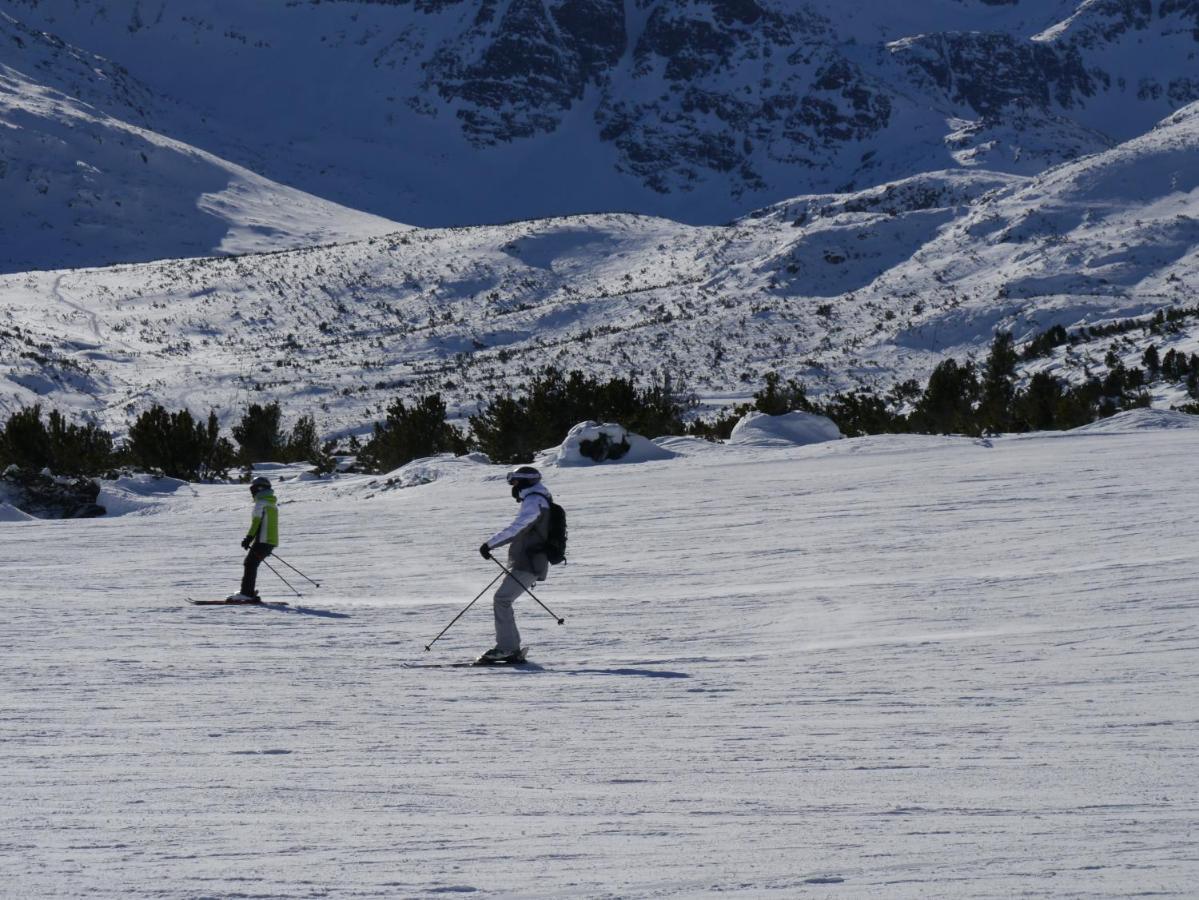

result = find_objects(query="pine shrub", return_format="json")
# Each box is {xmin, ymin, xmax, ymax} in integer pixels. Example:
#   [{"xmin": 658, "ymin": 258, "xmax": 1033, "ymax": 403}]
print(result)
[
  {"xmin": 126, "ymin": 406, "xmax": 235, "ymax": 480},
  {"xmin": 233, "ymin": 402, "xmax": 286, "ymax": 464},
  {"xmin": 359, "ymin": 394, "xmax": 470, "ymax": 473},
  {"xmin": 0, "ymin": 405, "xmax": 115, "ymax": 476}
]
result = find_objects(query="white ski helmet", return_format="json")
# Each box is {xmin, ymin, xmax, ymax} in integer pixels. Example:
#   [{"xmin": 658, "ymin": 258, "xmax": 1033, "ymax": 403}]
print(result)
[{"xmin": 506, "ymin": 466, "xmax": 541, "ymax": 486}]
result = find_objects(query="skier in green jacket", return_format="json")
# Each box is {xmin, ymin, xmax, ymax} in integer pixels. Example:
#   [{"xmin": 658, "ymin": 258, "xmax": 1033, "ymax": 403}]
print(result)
[{"xmin": 228, "ymin": 476, "xmax": 278, "ymax": 602}]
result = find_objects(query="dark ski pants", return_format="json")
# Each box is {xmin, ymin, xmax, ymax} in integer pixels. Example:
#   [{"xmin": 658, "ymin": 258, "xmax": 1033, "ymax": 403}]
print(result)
[{"xmin": 241, "ymin": 543, "xmax": 275, "ymax": 596}]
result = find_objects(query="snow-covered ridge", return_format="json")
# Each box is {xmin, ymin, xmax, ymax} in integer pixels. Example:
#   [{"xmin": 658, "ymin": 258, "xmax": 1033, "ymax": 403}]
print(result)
[{"xmin": 2, "ymin": 99, "xmax": 1197, "ymax": 435}]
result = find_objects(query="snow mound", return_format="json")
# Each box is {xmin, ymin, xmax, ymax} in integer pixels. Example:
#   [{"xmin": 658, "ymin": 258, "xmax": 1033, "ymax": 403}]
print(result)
[
  {"xmin": 377, "ymin": 452, "xmax": 490, "ymax": 491},
  {"xmin": 653, "ymin": 435, "xmax": 729, "ymax": 457},
  {"xmin": 1068, "ymin": 409, "xmax": 1199, "ymax": 435},
  {"xmin": 0, "ymin": 501, "xmax": 35, "ymax": 522},
  {"xmin": 111, "ymin": 474, "xmax": 191, "ymax": 495},
  {"xmin": 541, "ymin": 422, "xmax": 678, "ymax": 467},
  {"xmin": 728, "ymin": 411, "xmax": 843, "ymax": 447},
  {"xmin": 97, "ymin": 475, "xmax": 193, "ymax": 516}
]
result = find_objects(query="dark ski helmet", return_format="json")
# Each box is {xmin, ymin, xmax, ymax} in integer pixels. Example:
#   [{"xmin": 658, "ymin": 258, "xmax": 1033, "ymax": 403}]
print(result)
[{"xmin": 250, "ymin": 476, "xmax": 272, "ymax": 496}]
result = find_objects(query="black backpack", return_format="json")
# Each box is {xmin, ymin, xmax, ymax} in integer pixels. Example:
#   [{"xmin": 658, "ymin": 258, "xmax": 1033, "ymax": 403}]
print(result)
[{"xmin": 542, "ymin": 500, "xmax": 568, "ymax": 565}]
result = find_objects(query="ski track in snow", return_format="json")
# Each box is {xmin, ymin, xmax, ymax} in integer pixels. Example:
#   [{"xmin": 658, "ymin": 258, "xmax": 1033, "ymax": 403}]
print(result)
[{"xmin": 2, "ymin": 426, "xmax": 1198, "ymax": 897}]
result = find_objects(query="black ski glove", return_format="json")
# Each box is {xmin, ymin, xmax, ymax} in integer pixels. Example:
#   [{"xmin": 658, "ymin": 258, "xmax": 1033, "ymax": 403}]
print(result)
[
  {"xmin": 479, "ymin": 542, "xmax": 491, "ymax": 560},
  {"xmin": 241, "ymin": 535, "xmax": 254, "ymax": 550}
]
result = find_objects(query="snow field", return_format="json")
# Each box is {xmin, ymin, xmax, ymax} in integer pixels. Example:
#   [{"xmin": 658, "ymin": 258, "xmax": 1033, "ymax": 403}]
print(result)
[{"xmin": 2, "ymin": 416, "xmax": 1197, "ymax": 897}]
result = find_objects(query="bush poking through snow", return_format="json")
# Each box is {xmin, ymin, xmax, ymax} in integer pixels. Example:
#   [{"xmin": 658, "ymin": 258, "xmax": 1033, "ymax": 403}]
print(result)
[
  {"xmin": 579, "ymin": 429, "xmax": 631, "ymax": 462},
  {"xmin": 546, "ymin": 421, "xmax": 677, "ymax": 467},
  {"xmin": 470, "ymin": 367, "xmax": 694, "ymax": 464}
]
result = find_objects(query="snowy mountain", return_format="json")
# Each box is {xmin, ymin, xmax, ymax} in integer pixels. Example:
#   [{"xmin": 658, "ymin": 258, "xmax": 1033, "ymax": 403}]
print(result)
[
  {"xmin": 3, "ymin": 0, "xmax": 1199, "ymax": 272},
  {"xmin": 0, "ymin": 12, "xmax": 404, "ymax": 273},
  {"xmin": 3, "ymin": 8, "xmax": 1198, "ymax": 889},
  {"xmin": 1, "ymin": 1, "xmax": 1198, "ymax": 427},
  {"xmin": 1, "ymin": 98, "xmax": 1196, "ymax": 433},
  {"xmin": 4, "ymin": 410, "xmax": 1197, "ymax": 895}
]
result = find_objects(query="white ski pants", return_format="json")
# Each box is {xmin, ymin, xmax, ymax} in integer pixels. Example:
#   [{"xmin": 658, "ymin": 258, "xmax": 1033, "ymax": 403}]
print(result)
[{"xmin": 493, "ymin": 569, "xmax": 537, "ymax": 652}]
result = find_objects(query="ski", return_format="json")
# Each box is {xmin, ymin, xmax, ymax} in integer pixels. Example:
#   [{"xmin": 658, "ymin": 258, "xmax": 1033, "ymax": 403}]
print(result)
[
  {"xmin": 402, "ymin": 661, "xmax": 535, "ymax": 669},
  {"xmin": 187, "ymin": 598, "xmax": 290, "ymax": 607},
  {"xmin": 473, "ymin": 651, "xmax": 529, "ymax": 666},
  {"xmin": 404, "ymin": 647, "xmax": 531, "ymax": 669},
  {"xmin": 402, "ymin": 661, "xmax": 486, "ymax": 669}
]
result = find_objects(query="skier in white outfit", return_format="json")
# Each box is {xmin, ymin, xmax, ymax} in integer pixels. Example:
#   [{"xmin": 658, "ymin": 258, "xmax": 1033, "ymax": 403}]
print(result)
[{"xmin": 478, "ymin": 466, "xmax": 553, "ymax": 663}]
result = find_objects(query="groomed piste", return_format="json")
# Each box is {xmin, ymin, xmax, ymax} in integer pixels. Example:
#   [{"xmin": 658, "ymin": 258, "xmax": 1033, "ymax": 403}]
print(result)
[{"xmin": 3, "ymin": 411, "xmax": 1196, "ymax": 897}]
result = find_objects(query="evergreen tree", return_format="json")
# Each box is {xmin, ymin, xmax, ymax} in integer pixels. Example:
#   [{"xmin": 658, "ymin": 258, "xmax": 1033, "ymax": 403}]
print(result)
[
  {"xmin": 1011, "ymin": 372, "xmax": 1063, "ymax": 431},
  {"xmin": 627, "ymin": 371, "xmax": 693, "ymax": 438},
  {"xmin": 909, "ymin": 359, "xmax": 981, "ymax": 435},
  {"xmin": 126, "ymin": 406, "xmax": 235, "ymax": 480},
  {"xmin": 978, "ymin": 331, "xmax": 1017, "ymax": 434},
  {"xmin": 470, "ymin": 367, "xmax": 695, "ymax": 464},
  {"xmin": 285, "ymin": 415, "xmax": 322, "ymax": 463},
  {"xmin": 202, "ymin": 411, "xmax": 238, "ymax": 477},
  {"xmin": 1142, "ymin": 344, "xmax": 1161, "ymax": 376},
  {"xmin": 232, "ymin": 402, "xmax": 285, "ymax": 464},
  {"xmin": 0, "ymin": 406, "xmax": 53, "ymax": 470},
  {"xmin": 1021, "ymin": 324, "xmax": 1069, "ymax": 359},
  {"xmin": 818, "ymin": 391, "xmax": 906, "ymax": 437},
  {"xmin": 46, "ymin": 410, "xmax": 115, "ymax": 476},
  {"xmin": 0, "ymin": 406, "xmax": 115, "ymax": 476},
  {"xmin": 753, "ymin": 372, "xmax": 813, "ymax": 416},
  {"xmin": 470, "ymin": 394, "xmax": 536, "ymax": 464},
  {"xmin": 685, "ymin": 407, "xmax": 743, "ymax": 442},
  {"xmin": 359, "ymin": 394, "xmax": 469, "ymax": 473}
]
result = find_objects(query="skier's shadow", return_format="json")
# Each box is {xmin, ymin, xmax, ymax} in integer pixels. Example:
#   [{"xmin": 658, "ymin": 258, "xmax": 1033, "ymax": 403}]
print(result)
[
  {"xmin": 277, "ymin": 605, "xmax": 352, "ymax": 620},
  {"xmin": 559, "ymin": 668, "xmax": 690, "ymax": 679}
]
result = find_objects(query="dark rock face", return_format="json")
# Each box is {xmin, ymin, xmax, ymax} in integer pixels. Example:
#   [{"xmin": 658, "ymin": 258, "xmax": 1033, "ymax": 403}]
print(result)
[
  {"xmin": 426, "ymin": 0, "xmax": 625, "ymax": 144},
  {"xmin": 791, "ymin": 60, "xmax": 893, "ymax": 146},
  {"xmin": 408, "ymin": 0, "xmax": 1199, "ymax": 198},
  {"xmin": 1, "ymin": 469, "xmax": 105, "ymax": 519},
  {"xmin": 596, "ymin": 3, "xmax": 891, "ymax": 196},
  {"xmin": 892, "ymin": 33, "xmax": 1096, "ymax": 117},
  {"xmin": 6, "ymin": 0, "xmax": 1199, "ymax": 224},
  {"xmin": 1160, "ymin": 0, "xmax": 1199, "ymax": 39},
  {"xmin": 1062, "ymin": 0, "xmax": 1154, "ymax": 46},
  {"xmin": 418, "ymin": 0, "xmax": 897, "ymax": 196}
]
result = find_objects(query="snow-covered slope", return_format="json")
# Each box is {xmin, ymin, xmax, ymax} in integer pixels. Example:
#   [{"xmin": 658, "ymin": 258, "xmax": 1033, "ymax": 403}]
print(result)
[
  {"xmin": 863, "ymin": 101, "xmax": 1199, "ymax": 354},
  {"xmin": 0, "ymin": 12, "xmax": 404, "ymax": 273},
  {"xmin": 2, "ymin": 0, "xmax": 1198, "ymax": 259},
  {"xmin": 3, "ymin": 415, "xmax": 1196, "ymax": 895},
  {"xmin": 4, "ymin": 97, "xmax": 1197, "ymax": 432}
]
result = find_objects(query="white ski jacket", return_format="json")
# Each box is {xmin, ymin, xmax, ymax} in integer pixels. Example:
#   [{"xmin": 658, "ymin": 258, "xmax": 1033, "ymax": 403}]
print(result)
[{"xmin": 487, "ymin": 483, "xmax": 553, "ymax": 578}]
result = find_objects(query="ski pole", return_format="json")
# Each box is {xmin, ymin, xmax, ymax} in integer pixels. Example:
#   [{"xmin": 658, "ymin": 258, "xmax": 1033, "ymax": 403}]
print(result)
[
  {"xmin": 424, "ymin": 571, "xmax": 505, "ymax": 651},
  {"xmin": 262, "ymin": 558, "xmax": 303, "ymax": 598},
  {"xmin": 271, "ymin": 554, "xmax": 321, "ymax": 588},
  {"xmin": 490, "ymin": 557, "xmax": 566, "ymax": 625}
]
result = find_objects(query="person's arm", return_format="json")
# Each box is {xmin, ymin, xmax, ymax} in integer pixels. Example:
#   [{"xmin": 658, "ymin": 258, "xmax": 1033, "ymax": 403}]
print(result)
[
  {"xmin": 486, "ymin": 494, "xmax": 547, "ymax": 549},
  {"xmin": 247, "ymin": 499, "xmax": 266, "ymax": 541}
]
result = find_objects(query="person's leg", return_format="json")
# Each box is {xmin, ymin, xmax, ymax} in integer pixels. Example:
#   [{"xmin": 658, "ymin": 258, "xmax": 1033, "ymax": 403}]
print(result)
[
  {"xmin": 492, "ymin": 570, "xmax": 536, "ymax": 652},
  {"xmin": 240, "ymin": 544, "xmax": 273, "ymax": 596}
]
